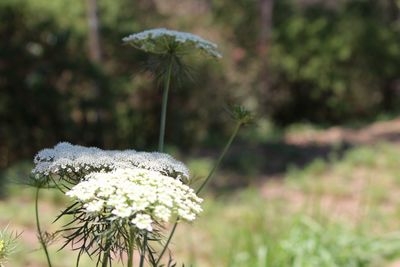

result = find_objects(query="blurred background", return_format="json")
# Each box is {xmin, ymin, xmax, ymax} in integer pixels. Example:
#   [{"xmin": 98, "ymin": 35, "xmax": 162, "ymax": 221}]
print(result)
[{"xmin": 1, "ymin": 0, "xmax": 400, "ymax": 266}]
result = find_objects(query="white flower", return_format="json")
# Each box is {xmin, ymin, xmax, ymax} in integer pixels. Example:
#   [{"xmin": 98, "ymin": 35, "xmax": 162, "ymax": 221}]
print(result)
[
  {"xmin": 112, "ymin": 204, "xmax": 132, "ymax": 218},
  {"xmin": 65, "ymin": 168, "xmax": 203, "ymax": 232},
  {"xmin": 66, "ymin": 182, "xmax": 97, "ymax": 201},
  {"xmin": 154, "ymin": 205, "xmax": 171, "ymax": 221},
  {"xmin": 32, "ymin": 142, "xmax": 189, "ymax": 182},
  {"xmin": 84, "ymin": 199, "xmax": 104, "ymax": 213},
  {"xmin": 131, "ymin": 214, "xmax": 153, "ymax": 231},
  {"xmin": 122, "ymin": 28, "xmax": 222, "ymax": 58}
]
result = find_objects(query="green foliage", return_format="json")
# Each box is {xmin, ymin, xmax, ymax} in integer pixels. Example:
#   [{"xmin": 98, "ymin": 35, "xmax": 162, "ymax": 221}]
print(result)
[
  {"xmin": 0, "ymin": 226, "xmax": 20, "ymax": 265},
  {"xmin": 0, "ymin": 0, "xmax": 231, "ymax": 166},
  {"xmin": 2, "ymin": 0, "xmax": 400, "ymax": 166},
  {"xmin": 269, "ymin": 0, "xmax": 400, "ymax": 124},
  {"xmin": 279, "ymin": 217, "xmax": 399, "ymax": 267},
  {"xmin": 174, "ymin": 185, "xmax": 400, "ymax": 267},
  {"xmin": 225, "ymin": 216, "xmax": 400, "ymax": 267},
  {"xmin": 211, "ymin": 0, "xmax": 260, "ymax": 52},
  {"xmin": 282, "ymin": 142, "xmax": 400, "ymax": 212}
]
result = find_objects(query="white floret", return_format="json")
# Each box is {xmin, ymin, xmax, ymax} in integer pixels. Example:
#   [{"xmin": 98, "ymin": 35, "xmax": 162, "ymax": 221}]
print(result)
[
  {"xmin": 154, "ymin": 205, "xmax": 171, "ymax": 221},
  {"xmin": 65, "ymin": 168, "xmax": 203, "ymax": 232},
  {"xmin": 131, "ymin": 214, "xmax": 153, "ymax": 232},
  {"xmin": 84, "ymin": 199, "xmax": 104, "ymax": 213}
]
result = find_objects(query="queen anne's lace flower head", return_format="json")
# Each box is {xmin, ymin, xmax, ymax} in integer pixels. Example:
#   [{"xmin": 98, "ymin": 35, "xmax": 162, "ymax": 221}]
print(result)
[
  {"xmin": 32, "ymin": 142, "xmax": 190, "ymax": 183},
  {"xmin": 122, "ymin": 28, "xmax": 222, "ymax": 58},
  {"xmin": 65, "ymin": 168, "xmax": 203, "ymax": 232}
]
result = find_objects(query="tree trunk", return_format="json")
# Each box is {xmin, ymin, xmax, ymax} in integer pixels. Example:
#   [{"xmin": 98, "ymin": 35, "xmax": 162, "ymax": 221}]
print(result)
[
  {"xmin": 86, "ymin": 0, "xmax": 102, "ymax": 63},
  {"xmin": 85, "ymin": 0, "xmax": 102, "ymax": 144},
  {"xmin": 259, "ymin": 0, "xmax": 274, "ymax": 108},
  {"xmin": 259, "ymin": 0, "xmax": 274, "ymax": 55}
]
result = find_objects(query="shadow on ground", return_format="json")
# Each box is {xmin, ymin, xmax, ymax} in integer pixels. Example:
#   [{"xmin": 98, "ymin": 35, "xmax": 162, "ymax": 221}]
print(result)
[{"xmin": 210, "ymin": 118, "xmax": 400, "ymax": 189}]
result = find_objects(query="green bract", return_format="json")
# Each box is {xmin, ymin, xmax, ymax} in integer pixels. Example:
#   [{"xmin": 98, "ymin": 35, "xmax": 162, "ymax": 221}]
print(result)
[{"xmin": 0, "ymin": 227, "xmax": 19, "ymax": 266}]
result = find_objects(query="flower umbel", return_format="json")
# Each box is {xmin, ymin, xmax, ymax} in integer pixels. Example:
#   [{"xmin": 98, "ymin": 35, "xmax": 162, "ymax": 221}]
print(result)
[
  {"xmin": 228, "ymin": 105, "xmax": 254, "ymax": 125},
  {"xmin": 66, "ymin": 168, "xmax": 202, "ymax": 227},
  {"xmin": 32, "ymin": 142, "xmax": 190, "ymax": 184},
  {"xmin": 122, "ymin": 28, "xmax": 222, "ymax": 58},
  {"xmin": 58, "ymin": 168, "xmax": 202, "ymax": 264}
]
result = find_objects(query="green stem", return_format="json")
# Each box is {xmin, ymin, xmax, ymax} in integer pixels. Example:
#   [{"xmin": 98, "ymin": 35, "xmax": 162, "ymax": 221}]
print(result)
[
  {"xmin": 35, "ymin": 187, "xmax": 53, "ymax": 267},
  {"xmin": 101, "ymin": 250, "xmax": 109, "ymax": 267},
  {"xmin": 101, "ymin": 237, "xmax": 113, "ymax": 267},
  {"xmin": 154, "ymin": 221, "xmax": 178, "ymax": 266},
  {"xmin": 139, "ymin": 232, "xmax": 148, "ymax": 267},
  {"xmin": 155, "ymin": 122, "xmax": 242, "ymax": 265},
  {"xmin": 153, "ymin": 57, "xmax": 175, "ymax": 266},
  {"xmin": 158, "ymin": 58, "xmax": 174, "ymax": 152},
  {"xmin": 196, "ymin": 121, "xmax": 242, "ymax": 194},
  {"xmin": 128, "ymin": 227, "xmax": 135, "ymax": 267}
]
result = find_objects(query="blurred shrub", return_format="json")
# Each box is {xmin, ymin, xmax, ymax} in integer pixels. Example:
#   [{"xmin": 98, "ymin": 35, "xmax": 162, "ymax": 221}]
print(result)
[
  {"xmin": 0, "ymin": 0, "xmax": 232, "ymax": 167},
  {"xmin": 268, "ymin": 0, "xmax": 400, "ymax": 124},
  {"xmin": 2, "ymin": 0, "xmax": 400, "ymax": 167},
  {"xmin": 212, "ymin": 0, "xmax": 400, "ymax": 124}
]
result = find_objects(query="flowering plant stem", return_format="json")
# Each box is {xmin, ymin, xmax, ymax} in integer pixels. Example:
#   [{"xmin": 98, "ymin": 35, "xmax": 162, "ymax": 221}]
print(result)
[
  {"xmin": 35, "ymin": 187, "xmax": 53, "ymax": 267},
  {"xmin": 101, "ymin": 252, "xmax": 109, "ymax": 267},
  {"xmin": 196, "ymin": 121, "xmax": 242, "ymax": 194},
  {"xmin": 155, "ymin": 121, "xmax": 243, "ymax": 265},
  {"xmin": 155, "ymin": 222, "xmax": 178, "ymax": 266},
  {"xmin": 148, "ymin": 57, "xmax": 175, "ymax": 267},
  {"xmin": 101, "ymin": 239, "xmax": 112, "ymax": 267},
  {"xmin": 127, "ymin": 228, "xmax": 135, "ymax": 267},
  {"xmin": 158, "ymin": 58, "xmax": 174, "ymax": 152},
  {"xmin": 139, "ymin": 232, "xmax": 148, "ymax": 267}
]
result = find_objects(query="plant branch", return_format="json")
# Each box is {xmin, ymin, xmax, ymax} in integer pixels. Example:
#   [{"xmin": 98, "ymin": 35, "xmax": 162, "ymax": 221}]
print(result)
[
  {"xmin": 101, "ymin": 251, "xmax": 109, "ymax": 267},
  {"xmin": 196, "ymin": 121, "xmax": 242, "ymax": 194},
  {"xmin": 35, "ymin": 187, "xmax": 53, "ymax": 267},
  {"xmin": 139, "ymin": 232, "xmax": 148, "ymax": 267},
  {"xmin": 128, "ymin": 227, "xmax": 135, "ymax": 267},
  {"xmin": 155, "ymin": 121, "xmax": 242, "ymax": 265},
  {"xmin": 101, "ymin": 237, "xmax": 112, "ymax": 267},
  {"xmin": 154, "ymin": 221, "xmax": 178, "ymax": 266},
  {"xmin": 158, "ymin": 58, "xmax": 174, "ymax": 152},
  {"xmin": 154, "ymin": 56, "xmax": 176, "ymax": 266}
]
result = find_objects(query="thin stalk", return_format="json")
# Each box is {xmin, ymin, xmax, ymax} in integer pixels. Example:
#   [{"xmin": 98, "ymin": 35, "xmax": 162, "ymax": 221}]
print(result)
[
  {"xmin": 158, "ymin": 58, "xmax": 174, "ymax": 152},
  {"xmin": 155, "ymin": 122, "xmax": 242, "ymax": 265},
  {"xmin": 128, "ymin": 227, "xmax": 135, "ymax": 267},
  {"xmin": 154, "ymin": 57, "xmax": 174, "ymax": 266},
  {"xmin": 101, "ymin": 238, "xmax": 112, "ymax": 267},
  {"xmin": 35, "ymin": 187, "xmax": 53, "ymax": 267},
  {"xmin": 154, "ymin": 221, "xmax": 178, "ymax": 266},
  {"xmin": 101, "ymin": 251, "xmax": 109, "ymax": 267},
  {"xmin": 196, "ymin": 121, "xmax": 242, "ymax": 194},
  {"xmin": 139, "ymin": 232, "xmax": 148, "ymax": 267}
]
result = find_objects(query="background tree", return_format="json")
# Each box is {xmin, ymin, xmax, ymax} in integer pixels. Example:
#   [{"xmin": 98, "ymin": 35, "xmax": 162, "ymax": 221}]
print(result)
[{"xmin": 1, "ymin": 0, "xmax": 400, "ymax": 167}]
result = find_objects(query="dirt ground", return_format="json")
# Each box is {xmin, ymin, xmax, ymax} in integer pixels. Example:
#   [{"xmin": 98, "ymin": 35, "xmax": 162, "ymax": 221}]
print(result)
[
  {"xmin": 285, "ymin": 118, "xmax": 400, "ymax": 146},
  {"xmin": 260, "ymin": 118, "xmax": 400, "ymax": 225}
]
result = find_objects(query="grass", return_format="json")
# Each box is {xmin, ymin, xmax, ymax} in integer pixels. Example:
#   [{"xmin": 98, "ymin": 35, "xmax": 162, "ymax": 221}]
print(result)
[
  {"xmin": 1, "ymin": 142, "xmax": 400, "ymax": 266},
  {"xmin": 286, "ymin": 143, "xmax": 400, "ymax": 203}
]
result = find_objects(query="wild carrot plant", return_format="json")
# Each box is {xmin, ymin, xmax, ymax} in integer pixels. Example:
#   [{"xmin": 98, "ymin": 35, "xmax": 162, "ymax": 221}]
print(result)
[{"xmin": 29, "ymin": 28, "xmax": 251, "ymax": 267}]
